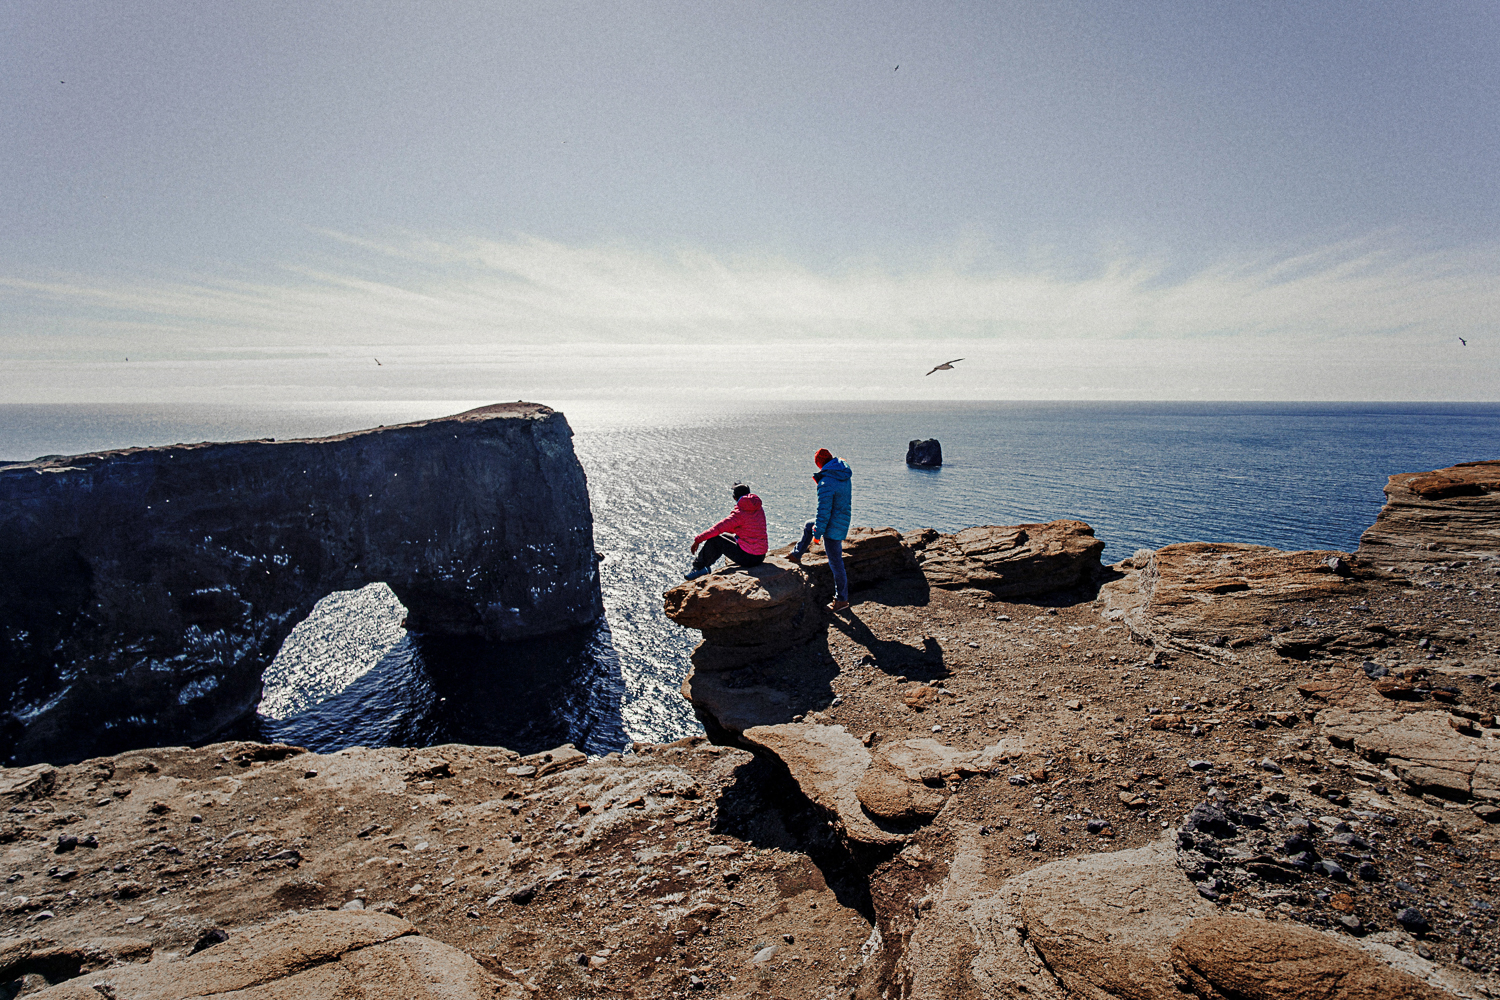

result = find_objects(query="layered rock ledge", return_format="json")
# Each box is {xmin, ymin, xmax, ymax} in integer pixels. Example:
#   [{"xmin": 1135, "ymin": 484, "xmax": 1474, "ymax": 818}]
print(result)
[
  {"xmin": 0, "ymin": 404, "xmax": 602, "ymax": 765},
  {"xmin": 1359, "ymin": 460, "xmax": 1500, "ymax": 566}
]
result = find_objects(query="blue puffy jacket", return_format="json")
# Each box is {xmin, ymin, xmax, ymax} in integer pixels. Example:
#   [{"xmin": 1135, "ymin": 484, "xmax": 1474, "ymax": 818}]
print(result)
[{"xmin": 814, "ymin": 458, "xmax": 852, "ymax": 541}]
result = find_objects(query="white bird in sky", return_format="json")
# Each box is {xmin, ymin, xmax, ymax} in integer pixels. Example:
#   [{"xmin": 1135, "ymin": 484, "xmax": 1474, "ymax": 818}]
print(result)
[{"xmin": 925, "ymin": 358, "xmax": 964, "ymax": 376}]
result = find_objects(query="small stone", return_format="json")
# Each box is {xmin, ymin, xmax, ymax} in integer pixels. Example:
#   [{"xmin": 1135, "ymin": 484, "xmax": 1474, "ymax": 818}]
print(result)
[
  {"xmin": 1356, "ymin": 862, "xmax": 1381, "ymax": 881},
  {"xmin": 510, "ymin": 884, "xmax": 538, "ymax": 905},
  {"xmin": 30, "ymin": 910, "xmax": 54, "ymax": 922},
  {"xmin": 1065, "ymin": 700, "xmax": 1083, "ymax": 711},
  {"xmin": 1258, "ymin": 758, "xmax": 1282, "ymax": 774},
  {"xmin": 190, "ymin": 928, "xmax": 229, "ymax": 954},
  {"xmin": 54, "ymin": 835, "xmax": 78, "ymax": 853},
  {"xmin": 576, "ymin": 802, "xmax": 592, "ymax": 814},
  {"xmin": 341, "ymin": 898, "xmax": 365, "ymax": 910},
  {"xmin": 751, "ymin": 945, "xmax": 778, "ymax": 964},
  {"xmin": 148, "ymin": 801, "xmax": 171, "ymax": 815},
  {"xmin": 1008, "ymin": 775, "xmax": 1028, "ymax": 786},
  {"xmin": 782, "ymin": 933, "xmax": 795, "ymax": 943},
  {"xmin": 190, "ymin": 814, "xmax": 203, "ymax": 823},
  {"xmin": 303, "ymin": 770, "xmax": 318, "ymax": 779},
  {"xmin": 1188, "ymin": 760, "xmax": 1214, "ymax": 772},
  {"xmin": 1339, "ymin": 915, "xmax": 1363, "ymax": 933},
  {"xmin": 1314, "ymin": 860, "xmax": 1348, "ymax": 882},
  {"xmin": 1396, "ymin": 907, "xmax": 1430, "ymax": 934}
]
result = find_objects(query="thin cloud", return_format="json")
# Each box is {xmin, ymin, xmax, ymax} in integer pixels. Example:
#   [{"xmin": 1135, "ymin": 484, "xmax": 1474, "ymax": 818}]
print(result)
[{"xmin": 2, "ymin": 233, "xmax": 1497, "ymax": 354}]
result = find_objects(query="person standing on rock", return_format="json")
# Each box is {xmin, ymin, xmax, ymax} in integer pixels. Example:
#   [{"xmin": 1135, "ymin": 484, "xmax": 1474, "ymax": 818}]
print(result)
[
  {"xmin": 684, "ymin": 483, "xmax": 768, "ymax": 580},
  {"xmin": 788, "ymin": 448, "xmax": 853, "ymax": 612}
]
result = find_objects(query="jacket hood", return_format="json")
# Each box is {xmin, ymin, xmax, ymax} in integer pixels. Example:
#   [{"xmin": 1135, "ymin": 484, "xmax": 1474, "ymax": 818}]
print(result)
[
  {"xmin": 818, "ymin": 459, "xmax": 852, "ymax": 482},
  {"xmin": 736, "ymin": 493, "xmax": 763, "ymax": 513}
]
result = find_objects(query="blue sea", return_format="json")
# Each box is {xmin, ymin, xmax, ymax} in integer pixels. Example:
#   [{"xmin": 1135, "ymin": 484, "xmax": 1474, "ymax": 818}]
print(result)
[{"xmin": 3, "ymin": 401, "xmax": 1497, "ymax": 758}]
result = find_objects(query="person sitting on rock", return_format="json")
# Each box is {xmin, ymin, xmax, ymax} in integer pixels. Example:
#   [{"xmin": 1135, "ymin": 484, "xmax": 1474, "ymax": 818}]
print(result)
[
  {"xmin": 788, "ymin": 448, "xmax": 853, "ymax": 611},
  {"xmin": 684, "ymin": 483, "xmax": 768, "ymax": 580}
]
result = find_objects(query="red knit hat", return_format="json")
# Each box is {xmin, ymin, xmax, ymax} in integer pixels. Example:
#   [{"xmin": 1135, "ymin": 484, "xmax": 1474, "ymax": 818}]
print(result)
[{"xmin": 814, "ymin": 448, "xmax": 833, "ymax": 468}]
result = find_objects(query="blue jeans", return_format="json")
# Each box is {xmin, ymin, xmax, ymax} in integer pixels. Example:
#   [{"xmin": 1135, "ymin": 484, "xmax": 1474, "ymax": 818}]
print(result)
[{"xmin": 794, "ymin": 520, "xmax": 847, "ymax": 601}]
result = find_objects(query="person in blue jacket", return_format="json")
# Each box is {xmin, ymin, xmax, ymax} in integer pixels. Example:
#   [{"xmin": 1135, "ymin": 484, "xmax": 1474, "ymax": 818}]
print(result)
[{"xmin": 788, "ymin": 447, "xmax": 853, "ymax": 611}]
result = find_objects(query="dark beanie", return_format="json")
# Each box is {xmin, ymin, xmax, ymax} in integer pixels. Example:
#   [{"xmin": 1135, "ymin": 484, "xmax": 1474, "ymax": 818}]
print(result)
[{"xmin": 732, "ymin": 483, "xmax": 750, "ymax": 500}]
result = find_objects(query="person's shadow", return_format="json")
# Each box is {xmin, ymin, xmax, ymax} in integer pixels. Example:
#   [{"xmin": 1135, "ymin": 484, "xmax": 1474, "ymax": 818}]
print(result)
[{"xmin": 831, "ymin": 608, "xmax": 948, "ymax": 684}]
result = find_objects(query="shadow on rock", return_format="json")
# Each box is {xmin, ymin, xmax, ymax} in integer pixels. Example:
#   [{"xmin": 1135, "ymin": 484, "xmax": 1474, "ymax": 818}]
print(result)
[
  {"xmin": 833, "ymin": 609, "xmax": 947, "ymax": 682},
  {"xmin": 711, "ymin": 754, "xmax": 876, "ymax": 921}
]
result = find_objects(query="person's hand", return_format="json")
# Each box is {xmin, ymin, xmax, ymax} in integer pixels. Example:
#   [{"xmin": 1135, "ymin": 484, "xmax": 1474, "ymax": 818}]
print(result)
[{"xmin": 690, "ymin": 539, "xmax": 700, "ymax": 554}]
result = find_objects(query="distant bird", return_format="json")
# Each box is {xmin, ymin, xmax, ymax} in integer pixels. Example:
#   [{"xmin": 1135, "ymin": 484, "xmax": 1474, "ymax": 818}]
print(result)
[
  {"xmin": 925, "ymin": 358, "xmax": 964, "ymax": 376},
  {"xmin": 894, "ymin": 65, "xmax": 899, "ymax": 71},
  {"xmin": 1459, "ymin": 338, "xmax": 1467, "ymax": 346},
  {"xmin": 374, "ymin": 357, "xmax": 383, "ymax": 365}
]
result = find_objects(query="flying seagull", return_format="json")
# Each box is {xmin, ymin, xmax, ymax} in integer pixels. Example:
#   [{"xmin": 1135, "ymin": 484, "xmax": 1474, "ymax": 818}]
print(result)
[
  {"xmin": 374, "ymin": 357, "xmax": 383, "ymax": 365},
  {"xmin": 1459, "ymin": 338, "xmax": 1467, "ymax": 346},
  {"xmin": 925, "ymin": 358, "xmax": 964, "ymax": 376}
]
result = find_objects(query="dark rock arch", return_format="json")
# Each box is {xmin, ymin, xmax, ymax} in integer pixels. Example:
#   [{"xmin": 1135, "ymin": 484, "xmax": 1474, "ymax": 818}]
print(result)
[{"xmin": 0, "ymin": 403, "xmax": 602, "ymax": 765}]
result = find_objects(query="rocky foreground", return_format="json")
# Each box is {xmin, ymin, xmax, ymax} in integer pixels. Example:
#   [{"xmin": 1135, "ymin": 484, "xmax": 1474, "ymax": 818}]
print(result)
[{"xmin": 1, "ymin": 462, "xmax": 1498, "ymax": 998}]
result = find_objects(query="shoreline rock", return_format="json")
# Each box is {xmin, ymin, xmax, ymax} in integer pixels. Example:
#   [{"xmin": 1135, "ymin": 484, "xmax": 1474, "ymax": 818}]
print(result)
[{"xmin": 905, "ymin": 439, "xmax": 942, "ymax": 467}]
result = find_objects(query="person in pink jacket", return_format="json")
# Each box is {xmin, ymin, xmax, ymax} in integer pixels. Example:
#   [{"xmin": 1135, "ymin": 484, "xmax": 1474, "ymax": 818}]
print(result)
[{"xmin": 685, "ymin": 483, "xmax": 768, "ymax": 580}]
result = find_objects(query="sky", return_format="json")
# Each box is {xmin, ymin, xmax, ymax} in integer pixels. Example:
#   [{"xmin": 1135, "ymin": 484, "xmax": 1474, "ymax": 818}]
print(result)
[{"xmin": 2, "ymin": 0, "xmax": 1497, "ymax": 401}]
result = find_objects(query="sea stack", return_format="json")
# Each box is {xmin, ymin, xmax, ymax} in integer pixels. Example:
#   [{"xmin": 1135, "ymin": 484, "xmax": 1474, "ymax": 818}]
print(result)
[
  {"xmin": 0, "ymin": 403, "xmax": 603, "ymax": 765},
  {"xmin": 905, "ymin": 438, "xmax": 942, "ymax": 467}
]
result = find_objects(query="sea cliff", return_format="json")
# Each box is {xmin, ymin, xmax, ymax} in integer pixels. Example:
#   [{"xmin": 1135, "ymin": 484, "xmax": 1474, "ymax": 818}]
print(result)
[
  {"xmin": 0, "ymin": 459, "xmax": 1496, "ymax": 999},
  {"xmin": 0, "ymin": 403, "xmax": 602, "ymax": 767}
]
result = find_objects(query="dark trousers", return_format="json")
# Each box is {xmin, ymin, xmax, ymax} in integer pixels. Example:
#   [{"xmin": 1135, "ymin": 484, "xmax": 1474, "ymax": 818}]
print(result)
[
  {"xmin": 793, "ymin": 520, "xmax": 847, "ymax": 600},
  {"xmin": 693, "ymin": 534, "xmax": 765, "ymax": 571}
]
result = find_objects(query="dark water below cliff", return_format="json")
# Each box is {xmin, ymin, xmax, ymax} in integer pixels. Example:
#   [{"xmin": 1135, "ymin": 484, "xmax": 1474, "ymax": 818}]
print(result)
[{"xmin": 3, "ymin": 401, "xmax": 1498, "ymax": 758}]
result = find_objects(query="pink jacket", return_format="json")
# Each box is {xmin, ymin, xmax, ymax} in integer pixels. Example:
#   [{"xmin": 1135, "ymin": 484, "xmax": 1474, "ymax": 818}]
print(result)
[{"xmin": 695, "ymin": 494, "xmax": 769, "ymax": 555}]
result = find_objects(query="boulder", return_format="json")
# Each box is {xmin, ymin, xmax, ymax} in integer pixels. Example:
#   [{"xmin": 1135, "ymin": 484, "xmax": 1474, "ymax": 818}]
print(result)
[
  {"xmin": 1101, "ymin": 542, "xmax": 1373, "ymax": 662},
  {"xmin": 899, "ymin": 837, "xmax": 1215, "ymax": 1000},
  {"xmin": 663, "ymin": 558, "xmax": 821, "ymax": 672},
  {"xmin": 1319, "ymin": 708, "xmax": 1500, "ymax": 804},
  {"xmin": 1358, "ymin": 460, "xmax": 1500, "ymax": 566},
  {"xmin": 914, "ymin": 521, "xmax": 1105, "ymax": 593},
  {"xmin": 768, "ymin": 526, "xmax": 918, "ymax": 598},
  {"xmin": 906, "ymin": 438, "xmax": 943, "ymax": 467},
  {"xmin": 0, "ymin": 403, "xmax": 603, "ymax": 766},
  {"xmin": 735, "ymin": 724, "xmax": 1016, "ymax": 849},
  {"xmin": 740, "ymin": 723, "xmax": 908, "ymax": 848},
  {"xmin": 32, "ymin": 910, "xmax": 515, "ymax": 999},
  {"xmin": 1170, "ymin": 916, "xmax": 1454, "ymax": 999}
]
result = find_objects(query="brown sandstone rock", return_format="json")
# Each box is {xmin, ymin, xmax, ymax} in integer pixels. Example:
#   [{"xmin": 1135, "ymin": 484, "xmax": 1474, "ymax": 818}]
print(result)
[
  {"xmin": 899, "ymin": 838, "xmax": 1215, "ymax": 1000},
  {"xmin": 1319, "ymin": 708, "xmax": 1500, "ymax": 803},
  {"xmin": 1102, "ymin": 542, "xmax": 1372, "ymax": 661},
  {"xmin": 915, "ymin": 521, "xmax": 1104, "ymax": 593},
  {"xmin": 1358, "ymin": 460, "xmax": 1500, "ymax": 565},
  {"xmin": 663, "ymin": 558, "xmax": 822, "ymax": 671},
  {"xmin": 35, "ymin": 910, "xmax": 514, "ymax": 999},
  {"xmin": 739, "ymin": 723, "xmax": 908, "ymax": 848},
  {"xmin": 768, "ymin": 526, "xmax": 917, "ymax": 596},
  {"xmin": 1170, "ymin": 916, "xmax": 1454, "ymax": 999}
]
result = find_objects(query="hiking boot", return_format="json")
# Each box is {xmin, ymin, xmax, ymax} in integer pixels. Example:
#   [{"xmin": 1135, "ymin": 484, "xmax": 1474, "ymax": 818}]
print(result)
[
  {"xmin": 786, "ymin": 549, "xmax": 804, "ymax": 563},
  {"xmin": 828, "ymin": 598, "xmax": 851, "ymax": 612},
  {"xmin": 684, "ymin": 567, "xmax": 711, "ymax": 581}
]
